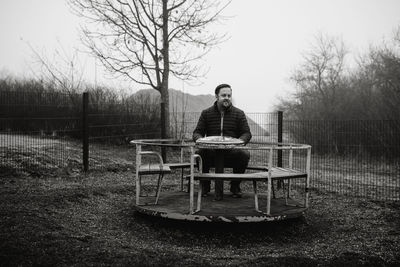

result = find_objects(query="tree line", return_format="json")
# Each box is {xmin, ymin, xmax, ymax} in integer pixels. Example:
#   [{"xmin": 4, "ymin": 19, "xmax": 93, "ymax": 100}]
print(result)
[
  {"xmin": 0, "ymin": 78, "xmax": 161, "ymax": 143},
  {"xmin": 276, "ymin": 29, "xmax": 400, "ymax": 156}
]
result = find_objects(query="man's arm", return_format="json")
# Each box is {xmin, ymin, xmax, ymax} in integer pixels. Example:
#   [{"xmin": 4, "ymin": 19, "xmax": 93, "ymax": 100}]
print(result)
[
  {"xmin": 238, "ymin": 111, "xmax": 252, "ymax": 144},
  {"xmin": 192, "ymin": 111, "xmax": 207, "ymax": 142}
]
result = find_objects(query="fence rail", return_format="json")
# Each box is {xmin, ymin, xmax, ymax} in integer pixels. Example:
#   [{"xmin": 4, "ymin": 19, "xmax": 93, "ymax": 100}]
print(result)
[{"xmin": 0, "ymin": 90, "xmax": 399, "ymax": 201}]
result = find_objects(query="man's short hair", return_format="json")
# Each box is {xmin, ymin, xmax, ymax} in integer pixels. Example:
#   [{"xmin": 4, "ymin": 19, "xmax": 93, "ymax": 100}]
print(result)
[{"xmin": 215, "ymin": 83, "xmax": 231, "ymax": 95}]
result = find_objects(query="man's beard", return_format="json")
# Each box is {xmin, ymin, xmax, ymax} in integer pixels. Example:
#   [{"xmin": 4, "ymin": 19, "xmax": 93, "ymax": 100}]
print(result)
[{"xmin": 220, "ymin": 100, "xmax": 231, "ymax": 110}]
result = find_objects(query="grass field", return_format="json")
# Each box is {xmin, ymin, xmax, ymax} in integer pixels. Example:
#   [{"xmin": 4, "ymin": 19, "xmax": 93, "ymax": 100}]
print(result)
[{"xmin": 0, "ymin": 136, "xmax": 399, "ymax": 265}]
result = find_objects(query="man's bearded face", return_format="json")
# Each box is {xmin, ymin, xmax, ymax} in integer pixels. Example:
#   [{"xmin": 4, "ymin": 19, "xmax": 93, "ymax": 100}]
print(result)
[{"xmin": 216, "ymin": 87, "xmax": 232, "ymax": 109}]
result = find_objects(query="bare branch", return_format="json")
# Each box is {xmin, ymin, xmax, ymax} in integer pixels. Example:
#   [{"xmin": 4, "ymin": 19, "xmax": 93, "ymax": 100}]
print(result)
[{"xmin": 68, "ymin": 0, "xmax": 232, "ymax": 137}]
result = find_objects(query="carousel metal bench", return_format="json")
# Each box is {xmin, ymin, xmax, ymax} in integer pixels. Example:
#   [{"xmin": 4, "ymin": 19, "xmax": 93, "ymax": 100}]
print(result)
[
  {"xmin": 188, "ymin": 144, "xmax": 311, "ymax": 216},
  {"xmin": 133, "ymin": 139, "xmax": 196, "ymax": 205},
  {"xmin": 190, "ymin": 168, "xmax": 307, "ymax": 215}
]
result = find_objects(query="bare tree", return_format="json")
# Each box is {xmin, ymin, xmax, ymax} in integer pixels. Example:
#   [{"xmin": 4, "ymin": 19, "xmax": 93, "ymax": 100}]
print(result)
[
  {"xmin": 289, "ymin": 33, "xmax": 348, "ymax": 120},
  {"xmin": 68, "ymin": 0, "xmax": 231, "ymax": 139},
  {"xmin": 28, "ymin": 41, "xmax": 85, "ymax": 96}
]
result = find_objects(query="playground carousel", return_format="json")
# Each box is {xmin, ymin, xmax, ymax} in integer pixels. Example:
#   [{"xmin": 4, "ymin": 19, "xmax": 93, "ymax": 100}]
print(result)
[{"xmin": 130, "ymin": 138, "xmax": 311, "ymax": 223}]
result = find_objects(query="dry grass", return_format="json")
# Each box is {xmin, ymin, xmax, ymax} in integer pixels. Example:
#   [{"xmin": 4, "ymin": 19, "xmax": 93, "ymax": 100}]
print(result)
[{"xmin": 0, "ymin": 138, "xmax": 399, "ymax": 266}]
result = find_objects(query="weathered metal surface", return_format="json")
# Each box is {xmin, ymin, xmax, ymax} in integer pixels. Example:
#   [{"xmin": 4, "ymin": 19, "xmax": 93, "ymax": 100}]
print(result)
[
  {"xmin": 133, "ymin": 191, "xmax": 306, "ymax": 223},
  {"xmin": 134, "ymin": 205, "xmax": 305, "ymax": 223}
]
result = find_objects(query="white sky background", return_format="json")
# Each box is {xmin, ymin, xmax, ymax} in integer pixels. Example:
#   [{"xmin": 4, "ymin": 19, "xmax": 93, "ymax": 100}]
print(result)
[{"xmin": 1, "ymin": 0, "xmax": 399, "ymax": 112}]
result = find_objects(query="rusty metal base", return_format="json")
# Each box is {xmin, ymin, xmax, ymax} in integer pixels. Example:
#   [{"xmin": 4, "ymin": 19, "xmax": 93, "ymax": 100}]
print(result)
[{"xmin": 134, "ymin": 191, "xmax": 306, "ymax": 223}]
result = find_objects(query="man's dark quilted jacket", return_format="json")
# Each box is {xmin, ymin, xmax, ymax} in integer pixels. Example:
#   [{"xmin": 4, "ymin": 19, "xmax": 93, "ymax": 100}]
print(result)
[{"xmin": 192, "ymin": 102, "xmax": 252, "ymax": 144}]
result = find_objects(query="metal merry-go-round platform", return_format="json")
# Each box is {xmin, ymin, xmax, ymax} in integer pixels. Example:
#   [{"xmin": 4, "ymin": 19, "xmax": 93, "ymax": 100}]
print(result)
[{"xmin": 130, "ymin": 138, "xmax": 311, "ymax": 223}]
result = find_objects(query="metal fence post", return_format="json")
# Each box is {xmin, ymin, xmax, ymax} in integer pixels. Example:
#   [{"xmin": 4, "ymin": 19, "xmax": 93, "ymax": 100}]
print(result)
[
  {"xmin": 82, "ymin": 92, "xmax": 89, "ymax": 172},
  {"xmin": 160, "ymin": 102, "xmax": 167, "ymax": 162},
  {"xmin": 277, "ymin": 111, "xmax": 283, "ymax": 167}
]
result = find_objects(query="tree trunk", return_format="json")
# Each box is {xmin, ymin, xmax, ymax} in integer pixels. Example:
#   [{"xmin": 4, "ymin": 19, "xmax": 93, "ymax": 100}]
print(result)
[
  {"xmin": 159, "ymin": 0, "xmax": 170, "ymax": 162},
  {"xmin": 161, "ymin": 0, "xmax": 170, "ymax": 140},
  {"xmin": 160, "ymin": 88, "xmax": 170, "ymax": 138}
]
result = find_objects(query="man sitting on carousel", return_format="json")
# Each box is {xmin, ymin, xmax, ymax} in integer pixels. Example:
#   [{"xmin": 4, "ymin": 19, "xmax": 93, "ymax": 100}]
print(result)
[{"xmin": 192, "ymin": 83, "xmax": 252, "ymax": 199}]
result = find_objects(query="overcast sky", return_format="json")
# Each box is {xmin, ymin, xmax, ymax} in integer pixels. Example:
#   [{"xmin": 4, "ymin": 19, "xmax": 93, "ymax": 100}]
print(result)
[{"xmin": 1, "ymin": 0, "xmax": 399, "ymax": 112}]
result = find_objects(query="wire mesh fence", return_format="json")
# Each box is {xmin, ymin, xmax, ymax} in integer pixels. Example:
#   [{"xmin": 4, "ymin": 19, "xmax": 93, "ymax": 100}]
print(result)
[
  {"xmin": 283, "ymin": 120, "xmax": 400, "ymax": 200},
  {"xmin": 0, "ymin": 90, "xmax": 399, "ymax": 200},
  {"xmin": 0, "ymin": 90, "xmax": 82, "ymax": 177}
]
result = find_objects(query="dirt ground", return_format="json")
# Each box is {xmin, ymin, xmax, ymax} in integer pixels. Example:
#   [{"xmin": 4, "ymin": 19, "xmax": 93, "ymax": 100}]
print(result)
[
  {"xmin": 0, "ymin": 139, "xmax": 399, "ymax": 266},
  {"xmin": 0, "ymin": 168, "xmax": 399, "ymax": 266}
]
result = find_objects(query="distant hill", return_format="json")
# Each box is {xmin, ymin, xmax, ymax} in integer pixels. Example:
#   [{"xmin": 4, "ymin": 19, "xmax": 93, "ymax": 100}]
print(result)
[
  {"xmin": 133, "ymin": 88, "xmax": 214, "ymax": 112},
  {"xmin": 131, "ymin": 89, "xmax": 269, "ymax": 136}
]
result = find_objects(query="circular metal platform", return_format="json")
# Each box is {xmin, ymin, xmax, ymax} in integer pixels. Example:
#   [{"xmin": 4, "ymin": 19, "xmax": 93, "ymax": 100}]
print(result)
[{"xmin": 134, "ymin": 191, "xmax": 306, "ymax": 223}]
